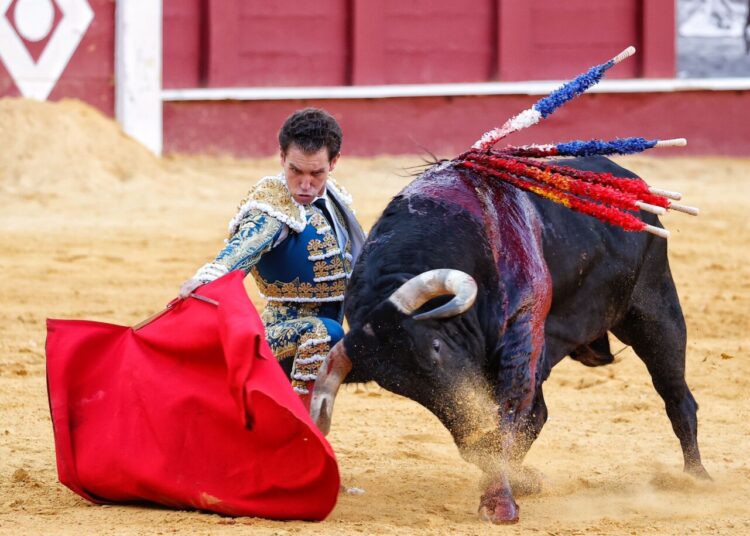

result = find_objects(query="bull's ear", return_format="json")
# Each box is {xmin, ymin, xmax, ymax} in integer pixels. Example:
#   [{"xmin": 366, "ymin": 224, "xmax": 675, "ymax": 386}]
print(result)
[
  {"xmin": 344, "ymin": 322, "xmax": 379, "ymax": 354},
  {"xmin": 352, "ymin": 299, "xmax": 407, "ymax": 334},
  {"xmin": 345, "ymin": 299, "xmax": 404, "ymax": 356}
]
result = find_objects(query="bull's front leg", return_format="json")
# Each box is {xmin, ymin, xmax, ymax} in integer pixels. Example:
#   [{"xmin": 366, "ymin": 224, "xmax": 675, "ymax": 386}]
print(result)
[
  {"xmin": 455, "ymin": 426, "xmax": 519, "ymax": 524},
  {"xmin": 439, "ymin": 375, "xmax": 521, "ymax": 524},
  {"xmin": 453, "ymin": 392, "xmax": 531, "ymax": 522},
  {"xmin": 507, "ymin": 385, "xmax": 548, "ymax": 495},
  {"xmin": 494, "ymin": 306, "xmax": 548, "ymax": 459},
  {"xmin": 462, "ymin": 312, "xmax": 545, "ymax": 524}
]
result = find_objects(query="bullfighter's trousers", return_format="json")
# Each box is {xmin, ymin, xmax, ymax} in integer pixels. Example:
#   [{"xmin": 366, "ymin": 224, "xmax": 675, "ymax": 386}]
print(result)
[{"xmin": 261, "ymin": 301, "xmax": 344, "ymax": 396}]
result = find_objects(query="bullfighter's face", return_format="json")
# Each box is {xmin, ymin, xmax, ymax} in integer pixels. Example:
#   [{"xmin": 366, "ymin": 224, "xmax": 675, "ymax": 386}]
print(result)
[{"xmin": 281, "ymin": 144, "xmax": 339, "ymax": 205}]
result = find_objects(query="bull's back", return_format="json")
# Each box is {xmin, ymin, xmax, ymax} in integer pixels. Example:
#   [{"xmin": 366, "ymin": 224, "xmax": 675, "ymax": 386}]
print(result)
[
  {"xmin": 405, "ymin": 163, "xmax": 551, "ymax": 309},
  {"xmin": 528, "ymin": 156, "xmax": 670, "ymax": 368},
  {"xmin": 349, "ymin": 164, "xmax": 550, "ymax": 330}
]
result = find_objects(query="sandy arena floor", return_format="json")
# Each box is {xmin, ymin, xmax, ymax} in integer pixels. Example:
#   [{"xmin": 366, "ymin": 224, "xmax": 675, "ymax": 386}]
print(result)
[{"xmin": 0, "ymin": 99, "xmax": 748, "ymax": 535}]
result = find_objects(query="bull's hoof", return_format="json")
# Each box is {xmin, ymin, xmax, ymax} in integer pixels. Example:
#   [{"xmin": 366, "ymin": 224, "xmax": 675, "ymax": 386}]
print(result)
[
  {"xmin": 478, "ymin": 494, "xmax": 519, "ymax": 524},
  {"xmin": 685, "ymin": 463, "xmax": 713, "ymax": 481}
]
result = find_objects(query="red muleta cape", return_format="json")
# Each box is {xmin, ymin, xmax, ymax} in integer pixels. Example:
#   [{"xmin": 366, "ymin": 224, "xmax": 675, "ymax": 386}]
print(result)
[{"xmin": 45, "ymin": 271, "xmax": 339, "ymax": 520}]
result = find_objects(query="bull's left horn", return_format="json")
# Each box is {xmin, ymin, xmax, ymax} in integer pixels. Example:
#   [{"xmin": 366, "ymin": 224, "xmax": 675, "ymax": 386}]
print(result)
[
  {"xmin": 310, "ymin": 340, "xmax": 352, "ymax": 435},
  {"xmin": 388, "ymin": 269, "xmax": 477, "ymax": 321}
]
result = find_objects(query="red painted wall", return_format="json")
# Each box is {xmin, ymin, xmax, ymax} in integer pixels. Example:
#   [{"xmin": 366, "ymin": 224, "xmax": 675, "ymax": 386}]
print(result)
[
  {"xmin": 163, "ymin": 0, "xmax": 202, "ymax": 89},
  {"xmin": 157, "ymin": 0, "xmax": 709, "ymax": 157},
  {"xmin": 233, "ymin": 0, "xmax": 349, "ymax": 87},
  {"xmin": 0, "ymin": 0, "xmax": 115, "ymax": 115},
  {"xmin": 163, "ymin": 0, "xmax": 350, "ymax": 88},
  {"xmin": 499, "ymin": 0, "xmax": 642, "ymax": 80},
  {"xmin": 379, "ymin": 0, "xmax": 496, "ymax": 84},
  {"xmin": 163, "ymin": 91, "xmax": 750, "ymax": 157},
  {"xmin": 161, "ymin": 0, "xmax": 672, "ymax": 88},
  {"xmin": 2, "ymin": 1, "xmax": 739, "ymax": 156}
]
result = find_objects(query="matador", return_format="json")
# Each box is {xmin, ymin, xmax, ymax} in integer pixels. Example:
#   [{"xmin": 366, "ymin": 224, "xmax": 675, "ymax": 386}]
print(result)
[{"xmin": 180, "ymin": 109, "xmax": 366, "ymax": 404}]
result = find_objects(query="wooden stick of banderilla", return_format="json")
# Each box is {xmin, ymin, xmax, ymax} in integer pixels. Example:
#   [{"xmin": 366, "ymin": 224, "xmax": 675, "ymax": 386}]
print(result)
[
  {"xmin": 668, "ymin": 203, "xmax": 700, "ymax": 216},
  {"xmin": 648, "ymin": 187, "xmax": 682, "ymax": 200}
]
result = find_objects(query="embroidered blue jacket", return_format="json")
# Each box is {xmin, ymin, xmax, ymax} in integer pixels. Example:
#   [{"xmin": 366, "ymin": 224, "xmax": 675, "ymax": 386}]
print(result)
[{"xmin": 205, "ymin": 174, "xmax": 365, "ymax": 304}]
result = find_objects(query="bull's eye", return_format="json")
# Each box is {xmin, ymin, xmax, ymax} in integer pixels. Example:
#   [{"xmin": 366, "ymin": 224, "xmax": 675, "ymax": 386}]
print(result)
[{"xmin": 432, "ymin": 339, "xmax": 441, "ymax": 353}]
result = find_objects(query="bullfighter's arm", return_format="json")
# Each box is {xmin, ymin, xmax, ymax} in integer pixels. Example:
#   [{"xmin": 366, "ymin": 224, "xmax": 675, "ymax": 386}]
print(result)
[
  {"xmin": 184, "ymin": 210, "xmax": 285, "ymax": 291},
  {"xmin": 213, "ymin": 210, "xmax": 285, "ymax": 273}
]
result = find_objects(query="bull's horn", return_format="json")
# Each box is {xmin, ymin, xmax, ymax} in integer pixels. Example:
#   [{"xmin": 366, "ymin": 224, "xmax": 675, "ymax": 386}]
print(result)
[
  {"xmin": 388, "ymin": 269, "xmax": 477, "ymax": 321},
  {"xmin": 310, "ymin": 340, "xmax": 352, "ymax": 435}
]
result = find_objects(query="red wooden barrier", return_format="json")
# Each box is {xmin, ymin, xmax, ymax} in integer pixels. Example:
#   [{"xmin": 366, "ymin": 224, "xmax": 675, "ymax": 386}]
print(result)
[
  {"xmin": 163, "ymin": 0, "xmax": 202, "ymax": 89},
  {"xmin": 160, "ymin": 0, "xmax": 669, "ymax": 88},
  {"xmin": 2, "ymin": 1, "xmax": 740, "ymax": 156},
  {"xmin": 162, "ymin": 90, "xmax": 750, "ymax": 157},
  {"xmin": 499, "ymin": 0, "xmax": 641, "ymax": 81}
]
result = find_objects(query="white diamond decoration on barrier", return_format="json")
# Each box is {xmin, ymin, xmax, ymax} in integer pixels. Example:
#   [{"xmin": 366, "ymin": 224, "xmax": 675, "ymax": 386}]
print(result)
[{"xmin": 0, "ymin": 0, "xmax": 94, "ymax": 100}]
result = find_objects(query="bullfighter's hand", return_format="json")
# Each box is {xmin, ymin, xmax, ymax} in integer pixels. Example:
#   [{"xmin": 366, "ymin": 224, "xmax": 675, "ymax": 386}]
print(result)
[{"xmin": 179, "ymin": 278, "xmax": 204, "ymax": 298}]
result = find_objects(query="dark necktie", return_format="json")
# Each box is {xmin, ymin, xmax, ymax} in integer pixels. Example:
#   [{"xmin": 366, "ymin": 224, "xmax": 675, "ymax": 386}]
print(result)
[{"xmin": 313, "ymin": 198, "xmax": 336, "ymax": 233}]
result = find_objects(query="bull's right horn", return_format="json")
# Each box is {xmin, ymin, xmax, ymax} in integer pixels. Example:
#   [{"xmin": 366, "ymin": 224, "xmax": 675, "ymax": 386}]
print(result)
[
  {"xmin": 388, "ymin": 269, "xmax": 477, "ymax": 321},
  {"xmin": 310, "ymin": 340, "xmax": 352, "ymax": 435}
]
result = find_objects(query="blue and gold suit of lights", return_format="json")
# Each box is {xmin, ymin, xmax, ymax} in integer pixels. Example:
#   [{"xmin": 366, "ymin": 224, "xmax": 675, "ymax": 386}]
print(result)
[{"xmin": 203, "ymin": 174, "xmax": 365, "ymax": 394}]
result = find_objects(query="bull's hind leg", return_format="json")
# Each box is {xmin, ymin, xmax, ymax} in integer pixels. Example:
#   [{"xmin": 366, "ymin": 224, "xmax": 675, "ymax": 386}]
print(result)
[{"xmin": 611, "ymin": 277, "xmax": 710, "ymax": 479}]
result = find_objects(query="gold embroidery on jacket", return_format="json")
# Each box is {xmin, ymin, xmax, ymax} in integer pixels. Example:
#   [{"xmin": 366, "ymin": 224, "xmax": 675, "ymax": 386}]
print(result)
[
  {"xmin": 327, "ymin": 178, "xmax": 354, "ymax": 208},
  {"xmin": 261, "ymin": 303, "xmax": 334, "ymax": 393},
  {"xmin": 245, "ymin": 188, "xmax": 351, "ymax": 302},
  {"xmin": 251, "ymin": 274, "xmax": 347, "ymax": 300},
  {"xmin": 308, "ymin": 212, "xmax": 330, "ymax": 233},
  {"xmin": 307, "ymin": 234, "xmax": 339, "ymax": 259},
  {"xmin": 313, "ymin": 257, "xmax": 345, "ymax": 280},
  {"xmin": 216, "ymin": 210, "xmax": 282, "ymax": 273},
  {"xmin": 230, "ymin": 176, "xmax": 305, "ymax": 236},
  {"xmin": 343, "ymin": 240, "xmax": 353, "ymax": 273}
]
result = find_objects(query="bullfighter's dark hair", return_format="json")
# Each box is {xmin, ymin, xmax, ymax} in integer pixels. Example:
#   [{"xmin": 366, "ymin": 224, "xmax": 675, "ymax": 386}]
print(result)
[{"xmin": 279, "ymin": 108, "xmax": 342, "ymax": 161}]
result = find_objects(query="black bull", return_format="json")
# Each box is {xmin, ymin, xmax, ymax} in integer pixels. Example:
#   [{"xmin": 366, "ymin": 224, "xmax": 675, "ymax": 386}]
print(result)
[{"xmin": 309, "ymin": 156, "xmax": 709, "ymax": 524}]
